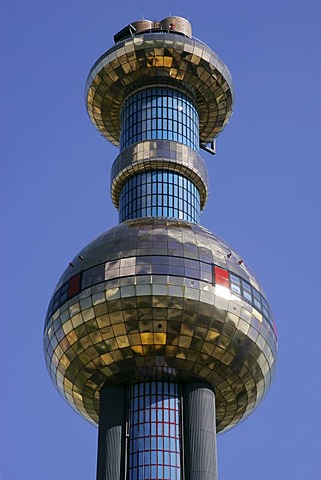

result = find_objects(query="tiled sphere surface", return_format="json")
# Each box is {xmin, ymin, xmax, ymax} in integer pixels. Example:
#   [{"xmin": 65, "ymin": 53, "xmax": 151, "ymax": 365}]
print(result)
[{"xmin": 44, "ymin": 219, "xmax": 277, "ymax": 434}]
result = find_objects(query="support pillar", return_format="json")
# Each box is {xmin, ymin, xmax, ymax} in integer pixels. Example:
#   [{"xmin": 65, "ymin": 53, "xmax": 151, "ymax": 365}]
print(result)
[
  {"xmin": 183, "ymin": 382, "xmax": 218, "ymax": 480},
  {"xmin": 96, "ymin": 385, "xmax": 127, "ymax": 480}
]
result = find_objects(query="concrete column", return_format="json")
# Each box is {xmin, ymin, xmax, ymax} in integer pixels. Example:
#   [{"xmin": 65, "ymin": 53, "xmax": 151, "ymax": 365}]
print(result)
[
  {"xmin": 183, "ymin": 382, "xmax": 218, "ymax": 480},
  {"xmin": 96, "ymin": 385, "xmax": 127, "ymax": 480}
]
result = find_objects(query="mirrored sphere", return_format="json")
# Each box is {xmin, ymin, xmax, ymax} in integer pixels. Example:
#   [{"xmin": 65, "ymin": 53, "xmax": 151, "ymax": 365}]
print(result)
[{"xmin": 43, "ymin": 218, "xmax": 277, "ymax": 433}]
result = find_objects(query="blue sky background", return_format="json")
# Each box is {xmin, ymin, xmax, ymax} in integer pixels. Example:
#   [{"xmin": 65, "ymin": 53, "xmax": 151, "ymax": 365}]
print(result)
[{"xmin": 3, "ymin": 0, "xmax": 321, "ymax": 478}]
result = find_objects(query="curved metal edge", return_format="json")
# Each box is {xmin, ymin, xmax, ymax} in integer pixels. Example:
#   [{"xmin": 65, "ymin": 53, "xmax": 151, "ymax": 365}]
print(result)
[
  {"xmin": 110, "ymin": 140, "xmax": 209, "ymax": 210},
  {"xmin": 85, "ymin": 33, "xmax": 235, "ymax": 146}
]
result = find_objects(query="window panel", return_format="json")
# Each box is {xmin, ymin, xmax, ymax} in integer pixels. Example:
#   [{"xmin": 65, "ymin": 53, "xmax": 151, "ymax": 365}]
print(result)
[
  {"xmin": 128, "ymin": 382, "xmax": 181, "ymax": 480},
  {"xmin": 120, "ymin": 87, "xmax": 199, "ymax": 151},
  {"xmin": 119, "ymin": 170, "xmax": 200, "ymax": 223}
]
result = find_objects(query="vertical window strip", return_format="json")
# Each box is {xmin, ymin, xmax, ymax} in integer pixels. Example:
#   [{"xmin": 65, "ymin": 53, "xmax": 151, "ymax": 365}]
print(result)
[
  {"xmin": 119, "ymin": 170, "xmax": 200, "ymax": 223},
  {"xmin": 128, "ymin": 382, "xmax": 181, "ymax": 480},
  {"xmin": 120, "ymin": 88, "xmax": 199, "ymax": 151}
]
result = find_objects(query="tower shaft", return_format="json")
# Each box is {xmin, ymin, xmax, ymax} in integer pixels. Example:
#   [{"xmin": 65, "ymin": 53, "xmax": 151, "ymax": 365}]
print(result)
[
  {"xmin": 97, "ymin": 382, "xmax": 217, "ymax": 480},
  {"xmin": 114, "ymin": 85, "xmax": 205, "ymax": 224},
  {"xmin": 95, "ymin": 19, "xmax": 218, "ymax": 478},
  {"xmin": 97, "ymin": 386, "xmax": 127, "ymax": 479},
  {"xmin": 183, "ymin": 383, "xmax": 218, "ymax": 480}
]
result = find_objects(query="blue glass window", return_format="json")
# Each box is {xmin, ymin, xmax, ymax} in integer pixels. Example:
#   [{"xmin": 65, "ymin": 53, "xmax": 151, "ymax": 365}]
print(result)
[
  {"xmin": 128, "ymin": 382, "xmax": 181, "ymax": 480},
  {"xmin": 119, "ymin": 170, "xmax": 200, "ymax": 223},
  {"xmin": 120, "ymin": 88, "xmax": 199, "ymax": 151}
]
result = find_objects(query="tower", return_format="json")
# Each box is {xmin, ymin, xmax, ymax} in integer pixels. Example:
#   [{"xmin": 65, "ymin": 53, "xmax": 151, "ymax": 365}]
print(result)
[{"xmin": 43, "ymin": 17, "xmax": 277, "ymax": 480}]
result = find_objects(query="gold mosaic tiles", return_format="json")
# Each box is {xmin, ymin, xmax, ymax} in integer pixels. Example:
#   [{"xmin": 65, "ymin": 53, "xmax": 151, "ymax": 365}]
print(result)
[
  {"xmin": 111, "ymin": 140, "xmax": 209, "ymax": 209},
  {"xmin": 44, "ymin": 219, "xmax": 277, "ymax": 434},
  {"xmin": 85, "ymin": 33, "xmax": 234, "ymax": 146}
]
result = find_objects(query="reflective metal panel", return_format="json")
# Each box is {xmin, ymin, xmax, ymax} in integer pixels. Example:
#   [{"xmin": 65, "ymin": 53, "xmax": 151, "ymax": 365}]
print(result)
[
  {"xmin": 44, "ymin": 219, "xmax": 277, "ymax": 434},
  {"xmin": 111, "ymin": 140, "xmax": 208, "ymax": 209},
  {"xmin": 110, "ymin": 140, "xmax": 209, "ymax": 210},
  {"xmin": 86, "ymin": 33, "xmax": 234, "ymax": 145}
]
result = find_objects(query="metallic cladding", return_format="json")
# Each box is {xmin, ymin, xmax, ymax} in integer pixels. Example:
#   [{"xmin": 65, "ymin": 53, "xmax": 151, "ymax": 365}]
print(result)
[
  {"xmin": 85, "ymin": 33, "xmax": 234, "ymax": 146},
  {"xmin": 110, "ymin": 140, "xmax": 209, "ymax": 210},
  {"xmin": 44, "ymin": 219, "xmax": 277, "ymax": 434}
]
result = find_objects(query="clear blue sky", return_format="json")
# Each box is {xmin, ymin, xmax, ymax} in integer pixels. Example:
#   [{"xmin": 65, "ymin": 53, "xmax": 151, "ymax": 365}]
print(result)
[{"xmin": 3, "ymin": 0, "xmax": 321, "ymax": 478}]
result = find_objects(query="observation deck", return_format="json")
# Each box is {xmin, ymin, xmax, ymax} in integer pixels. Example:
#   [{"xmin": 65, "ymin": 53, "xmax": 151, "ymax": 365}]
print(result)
[{"xmin": 85, "ymin": 18, "xmax": 234, "ymax": 147}]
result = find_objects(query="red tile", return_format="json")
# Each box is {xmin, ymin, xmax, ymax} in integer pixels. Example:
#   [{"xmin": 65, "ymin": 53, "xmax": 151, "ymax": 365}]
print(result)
[
  {"xmin": 68, "ymin": 273, "xmax": 81, "ymax": 298},
  {"xmin": 214, "ymin": 266, "xmax": 229, "ymax": 288}
]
